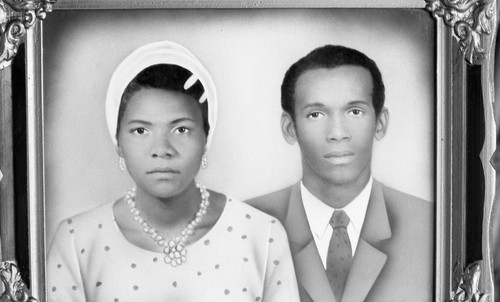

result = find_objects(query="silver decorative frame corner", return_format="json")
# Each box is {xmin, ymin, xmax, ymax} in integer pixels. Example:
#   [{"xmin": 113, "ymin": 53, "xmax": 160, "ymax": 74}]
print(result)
[
  {"xmin": 425, "ymin": 0, "xmax": 496, "ymax": 65},
  {"xmin": 0, "ymin": 0, "xmax": 56, "ymax": 69},
  {"xmin": 0, "ymin": 262, "xmax": 37, "ymax": 302}
]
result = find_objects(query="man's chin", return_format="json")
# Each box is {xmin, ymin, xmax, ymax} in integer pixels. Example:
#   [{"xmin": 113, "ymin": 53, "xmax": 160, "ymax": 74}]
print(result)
[{"xmin": 323, "ymin": 168, "xmax": 364, "ymax": 187}]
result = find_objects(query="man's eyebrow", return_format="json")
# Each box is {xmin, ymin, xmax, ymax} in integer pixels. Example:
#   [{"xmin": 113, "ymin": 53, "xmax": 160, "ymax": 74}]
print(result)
[
  {"xmin": 347, "ymin": 100, "xmax": 371, "ymax": 106},
  {"xmin": 300, "ymin": 102, "xmax": 326, "ymax": 111}
]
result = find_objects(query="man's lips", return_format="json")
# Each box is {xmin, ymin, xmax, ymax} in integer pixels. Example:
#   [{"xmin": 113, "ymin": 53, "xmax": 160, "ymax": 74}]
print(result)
[
  {"xmin": 323, "ymin": 151, "xmax": 354, "ymax": 158},
  {"xmin": 323, "ymin": 151, "xmax": 354, "ymax": 164}
]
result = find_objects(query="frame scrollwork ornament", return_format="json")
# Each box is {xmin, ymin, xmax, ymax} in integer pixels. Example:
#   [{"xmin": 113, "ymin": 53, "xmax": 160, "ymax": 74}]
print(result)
[
  {"xmin": 450, "ymin": 261, "xmax": 488, "ymax": 302},
  {"xmin": 425, "ymin": 0, "xmax": 495, "ymax": 65},
  {"xmin": 0, "ymin": 262, "xmax": 36, "ymax": 302},
  {"xmin": 0, "ymin": 0, "xmax": 56, "ymax": 69}
]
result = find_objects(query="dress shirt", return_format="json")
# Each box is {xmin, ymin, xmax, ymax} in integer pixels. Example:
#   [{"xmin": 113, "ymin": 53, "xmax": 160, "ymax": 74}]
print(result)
[{"xmin": 301, "ymin": 177, "xmax": 372, "ymax": 268}]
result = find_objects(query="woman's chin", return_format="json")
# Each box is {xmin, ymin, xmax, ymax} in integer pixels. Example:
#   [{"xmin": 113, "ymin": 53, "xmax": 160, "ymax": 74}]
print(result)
[{"xmin": 138, "ymin": 180, "xmax": 194, "ymax": 199}]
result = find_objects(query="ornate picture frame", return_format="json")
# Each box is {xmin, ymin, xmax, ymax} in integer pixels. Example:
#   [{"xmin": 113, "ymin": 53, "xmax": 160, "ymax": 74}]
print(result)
[{"xmin": 0, "ymin": 0, "xmax": 497, "ymax": 301}]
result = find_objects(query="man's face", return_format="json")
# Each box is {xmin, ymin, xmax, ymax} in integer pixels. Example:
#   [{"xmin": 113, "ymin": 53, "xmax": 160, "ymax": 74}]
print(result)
[{"xmin": 283, "ymin": 66, "xmax": 388, "ymax": 188}]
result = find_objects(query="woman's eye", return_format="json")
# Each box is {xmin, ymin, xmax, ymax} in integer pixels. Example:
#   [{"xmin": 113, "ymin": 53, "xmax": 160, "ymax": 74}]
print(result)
[
  {"xmin": 174, "ymin": 126, "xmax": 191, "ymax": 134},
  {"xmin": 132, "ymin": 127, "xmax": 148, "ymax": 135},
  {"xmin": 307, "ymin": 112, "xmax": 323, "ymax": 119}
]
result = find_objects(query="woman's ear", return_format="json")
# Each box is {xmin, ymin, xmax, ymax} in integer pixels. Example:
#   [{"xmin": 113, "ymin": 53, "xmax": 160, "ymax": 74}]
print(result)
[
  {"xmin": 116, "ymin": 145, "xmax": 124, "ymax": 158},
  {"xmin": 375, "ymin": 107, "xmax": 389, "ymax": 140},
  {"xmin": 281, "ymin": 112, "xmax": 298, "ymax": 145}
]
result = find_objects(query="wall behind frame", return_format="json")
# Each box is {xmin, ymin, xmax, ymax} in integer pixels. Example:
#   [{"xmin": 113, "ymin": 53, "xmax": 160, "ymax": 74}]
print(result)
[{"xmin": 43, "ymin": 8, "xmax": 435, "ymax": 243}]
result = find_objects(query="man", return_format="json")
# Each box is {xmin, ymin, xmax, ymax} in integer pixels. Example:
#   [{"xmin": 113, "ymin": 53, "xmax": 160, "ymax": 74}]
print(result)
[{"xmin": 247, "ymin": 45, "xmax": 433, "ymax": 302}]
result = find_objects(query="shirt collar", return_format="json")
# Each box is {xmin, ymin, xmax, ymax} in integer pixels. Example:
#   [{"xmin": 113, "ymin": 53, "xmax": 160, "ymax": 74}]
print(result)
[
  {"xmin": 343, "ymin": 177, "xmax": 372, "ymax": 234},
  {"xmin": 301, "ymin": 177, "xmax": 373, "ymax": 238}
]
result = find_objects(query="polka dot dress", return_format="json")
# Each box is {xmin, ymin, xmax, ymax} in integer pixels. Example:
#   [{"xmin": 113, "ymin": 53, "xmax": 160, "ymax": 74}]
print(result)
[{"xmin": 47, "ymin": 198, "xmax": 300, "ymax": 302}]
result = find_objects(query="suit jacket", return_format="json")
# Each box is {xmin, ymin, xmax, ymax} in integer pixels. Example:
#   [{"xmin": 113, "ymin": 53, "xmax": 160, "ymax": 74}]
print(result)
[{"xmin": 247, "ymin": 180, "xmax": 434, "ymax": 302}]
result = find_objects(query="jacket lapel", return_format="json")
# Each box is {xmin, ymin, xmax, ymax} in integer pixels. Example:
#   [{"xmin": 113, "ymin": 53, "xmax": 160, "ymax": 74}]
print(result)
[
  {"xmin": 341, "ymin": 180, "xmax": 391, "ymax": 302},
  {"xmin": 284, "ymin": 183, "xmax": 337, "ymax": 302}
]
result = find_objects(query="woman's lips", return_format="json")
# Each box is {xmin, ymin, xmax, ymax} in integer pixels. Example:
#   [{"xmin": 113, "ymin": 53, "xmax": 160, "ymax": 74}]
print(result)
[{"xmin": 147, "ymin": 167, "xmax": 180, "ymax": 174}]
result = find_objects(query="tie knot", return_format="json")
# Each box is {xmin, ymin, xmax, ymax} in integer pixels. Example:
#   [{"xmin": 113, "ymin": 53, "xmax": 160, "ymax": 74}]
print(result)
[{"xmin": 330, "ymin": 210, "xmax": 350, "ymax": 228}]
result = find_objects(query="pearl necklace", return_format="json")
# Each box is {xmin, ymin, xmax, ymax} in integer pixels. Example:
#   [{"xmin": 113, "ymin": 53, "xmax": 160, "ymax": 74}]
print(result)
[{"xmin": 125, "ymin": 183, "xmax": 210, "ymax": 267}]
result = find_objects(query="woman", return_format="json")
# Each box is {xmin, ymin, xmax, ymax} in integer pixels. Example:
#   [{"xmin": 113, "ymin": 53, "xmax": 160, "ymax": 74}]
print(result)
[{"xmin": 47, "ymin": 41, "xmax": 299, "ymax": 301}]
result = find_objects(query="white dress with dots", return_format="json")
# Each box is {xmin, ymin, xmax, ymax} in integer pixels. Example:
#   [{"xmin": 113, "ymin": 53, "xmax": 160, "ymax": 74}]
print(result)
[{"xmin": 47, "ymin": 197, "xmax": 300, "ymax": 302}]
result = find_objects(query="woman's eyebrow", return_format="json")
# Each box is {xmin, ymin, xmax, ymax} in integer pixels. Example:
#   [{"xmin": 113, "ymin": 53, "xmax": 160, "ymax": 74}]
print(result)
[
  {"xmin": 170, "ymin": 117, "xmax": 197, "ymax": 124},
  {"xmin": 127, "ymin": 119, "xmax": 153, "ymax": 126}
]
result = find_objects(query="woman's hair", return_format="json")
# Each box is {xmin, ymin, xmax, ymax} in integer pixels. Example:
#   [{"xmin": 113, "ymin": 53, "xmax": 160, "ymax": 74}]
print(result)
[{"xmin": 115, "ymin": 64, "xmax": 210, "ymax": 139}]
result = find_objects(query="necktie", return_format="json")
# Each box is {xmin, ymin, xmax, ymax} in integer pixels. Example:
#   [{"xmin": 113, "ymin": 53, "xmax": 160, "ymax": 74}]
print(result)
[{"xmin": 326, "ymin": 210, "xmax": 353, "ymax": 301}]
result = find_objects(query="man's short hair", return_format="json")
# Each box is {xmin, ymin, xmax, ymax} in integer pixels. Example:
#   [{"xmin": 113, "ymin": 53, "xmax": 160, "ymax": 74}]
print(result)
[{"xmin": 281, "ymin": 45, "xmax": 385, "ymax": 120}]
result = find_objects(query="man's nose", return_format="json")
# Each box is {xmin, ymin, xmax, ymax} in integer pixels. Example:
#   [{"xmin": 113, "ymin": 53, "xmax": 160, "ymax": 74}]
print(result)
[{"xmin": 326, "ymin": 116, "xmax": 351, "ymax": 142}]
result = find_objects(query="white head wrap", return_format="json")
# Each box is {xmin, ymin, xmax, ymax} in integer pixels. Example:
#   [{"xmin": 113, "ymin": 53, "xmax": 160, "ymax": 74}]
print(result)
[{"xmin": 105, "ymin": 40, "xmax": 217, "ymax": 149}]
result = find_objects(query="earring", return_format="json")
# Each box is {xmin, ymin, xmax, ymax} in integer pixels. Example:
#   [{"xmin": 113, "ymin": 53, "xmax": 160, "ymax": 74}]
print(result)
[
  {"xmin": 118, "ymin": 157, "xmax": 126, "ymax": 172},
  {"xmin": 201, "ymin": 154, "xmax": 208, "ymax": 169}
]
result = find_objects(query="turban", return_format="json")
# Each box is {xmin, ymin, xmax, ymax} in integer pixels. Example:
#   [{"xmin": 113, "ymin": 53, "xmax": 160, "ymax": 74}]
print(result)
[{"xmin": 105, "ymin": 40, "xmax": 217, "ymax": 149}]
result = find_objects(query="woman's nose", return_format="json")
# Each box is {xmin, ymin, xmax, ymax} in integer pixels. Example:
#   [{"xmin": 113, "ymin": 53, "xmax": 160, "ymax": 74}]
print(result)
[{"xmin": 150, "ymin": 134, "xmax": 177, "ymax": 158}]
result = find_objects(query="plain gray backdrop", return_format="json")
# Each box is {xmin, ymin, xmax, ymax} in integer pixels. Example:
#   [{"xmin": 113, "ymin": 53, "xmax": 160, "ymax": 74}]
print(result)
[{"xmin": 43, "ymin": 8, "xmax": 435, "ymax": 243}]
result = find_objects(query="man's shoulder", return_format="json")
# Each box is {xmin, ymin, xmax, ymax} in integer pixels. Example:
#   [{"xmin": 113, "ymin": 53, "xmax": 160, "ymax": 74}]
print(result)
[
  {"xmin": 245, "ymin": 184, "xmax": 297, "ymax": 222},
  {"xmin": 379, "ymin": 182, "xmax": 433, "ymax": 217},
  {"xmin": 380, "ymin": 182, "xmax": 428, "ymax": 202},
  {"xmin": 370, "ymin": 182, "xmax": 434, "ymax": 299},
  {"xmin": 377, "ymin": 181, "xmax": 434, "ymax": 242}
]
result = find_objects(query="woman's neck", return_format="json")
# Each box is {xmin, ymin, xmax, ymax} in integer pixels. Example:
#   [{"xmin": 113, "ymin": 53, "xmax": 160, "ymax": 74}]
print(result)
[{"xmin": 133, "ymin": 182, "xmax": 202, "ymax": 229}]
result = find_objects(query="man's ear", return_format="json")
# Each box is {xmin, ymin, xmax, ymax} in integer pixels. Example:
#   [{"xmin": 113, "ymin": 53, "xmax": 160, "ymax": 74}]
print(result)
[
  {"xmin": 375, "ymin": 107, "xmax": 389, "ymax": 140},
  {"xmin": 281, "ymin": 112, "xmax": 297, "ymax": 145}
]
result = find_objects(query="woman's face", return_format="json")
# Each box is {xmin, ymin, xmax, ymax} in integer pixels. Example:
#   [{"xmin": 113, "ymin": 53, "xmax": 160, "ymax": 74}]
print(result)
[{"xmin": 117, "ymin": 87, "xmax": 206, "ymax": 199}]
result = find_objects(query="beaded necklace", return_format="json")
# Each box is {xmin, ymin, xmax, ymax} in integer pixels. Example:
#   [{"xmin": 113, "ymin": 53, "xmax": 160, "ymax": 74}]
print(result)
[{"xmin": 125, "ymin": 183, "xmax": 210, "ymax": 267}]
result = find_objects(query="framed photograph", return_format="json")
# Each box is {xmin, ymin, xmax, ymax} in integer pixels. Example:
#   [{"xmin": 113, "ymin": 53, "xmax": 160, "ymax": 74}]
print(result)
[{"xmin": 0, "ymin": 0, "xmax": 497, "ymax": 301}]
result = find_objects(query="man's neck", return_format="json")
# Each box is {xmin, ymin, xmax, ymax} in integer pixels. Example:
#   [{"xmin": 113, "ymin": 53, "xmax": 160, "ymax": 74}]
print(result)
[{"xmin": 302, "ymin": 173, "xmax": 371, "ymax": 209}]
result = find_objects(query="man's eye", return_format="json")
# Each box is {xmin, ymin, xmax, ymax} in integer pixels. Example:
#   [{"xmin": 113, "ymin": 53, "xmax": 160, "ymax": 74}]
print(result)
[
  {"xmin": 174, "ymin": 127, "xmax": 191, "ymax": 134},
  {"xmin": 350, "ymin": 109, "xmax": 364, "ymax": 116},
  {"xmin": 307, "ymin": 112, "xmax": 323, "ymax": 119}
]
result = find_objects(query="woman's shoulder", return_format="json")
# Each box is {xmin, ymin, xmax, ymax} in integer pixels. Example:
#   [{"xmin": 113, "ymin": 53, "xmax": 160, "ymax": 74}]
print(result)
[
  {"xmin": 223, "ymin": 196, "xmax": 277, "ymax": 221},
  {"xmin": 49, "ymin": 201, "xmax": 119, "ymax": 254},
  {"xmin": 216, "ymin": 194, "xmax": 285, "ymax": 238},
  {"xmin": 214, "ymin": 195, "xmax": 290, "ymax": 251},
  {"xmin": 54, "ymin": 201, "xmax": 116, "ymax": 238}
]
